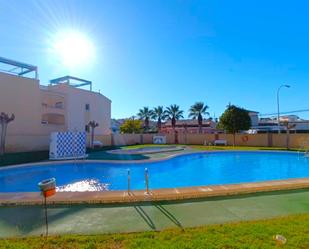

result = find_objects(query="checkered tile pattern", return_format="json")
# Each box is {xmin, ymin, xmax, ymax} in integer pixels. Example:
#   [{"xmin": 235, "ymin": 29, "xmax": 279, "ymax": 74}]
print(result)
[{"xmin": 55, "ymin": 131, "xmax": 86, "ymax": 158}]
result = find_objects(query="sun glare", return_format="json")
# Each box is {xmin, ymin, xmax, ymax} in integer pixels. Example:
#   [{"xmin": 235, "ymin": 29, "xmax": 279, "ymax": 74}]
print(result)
[{"xmin": 51, "ymin": 30, "xmax": 95, "ymax": 68}]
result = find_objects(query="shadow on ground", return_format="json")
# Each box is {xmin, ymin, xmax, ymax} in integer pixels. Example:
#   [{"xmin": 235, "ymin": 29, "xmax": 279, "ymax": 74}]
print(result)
[{"xmin": 0, "ymin": 189, "xmax": 308, "ymax": 237}]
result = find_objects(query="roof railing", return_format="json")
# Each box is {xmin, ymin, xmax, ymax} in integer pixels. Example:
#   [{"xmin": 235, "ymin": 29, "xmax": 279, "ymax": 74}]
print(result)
[
  {"xmin": 0, "ymin": 56, "xmax": 38, "ymax": 79},
  {"xmin": 49, "ymin": 76, "xmax": 92, "ymax": 91}
]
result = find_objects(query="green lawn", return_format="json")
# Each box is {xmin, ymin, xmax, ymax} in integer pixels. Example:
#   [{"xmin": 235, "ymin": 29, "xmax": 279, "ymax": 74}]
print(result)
[
  {"xmin": 86, "ymin": 146, "xmax": 150, "ymax": 160},
  {"xmin": 0, "ymin": 150, "xmax": 49, "ymax": 167},
  {"xmin": 1, "ymin": 214, "xmax": 308, "ymax": 249},
  {"xmin": 188, "ymin": 145, "xmax": 302, "ymax": 151},
  {"xmin": 125, "ymin": 144, "xmax": 297, "ymax": 151}
]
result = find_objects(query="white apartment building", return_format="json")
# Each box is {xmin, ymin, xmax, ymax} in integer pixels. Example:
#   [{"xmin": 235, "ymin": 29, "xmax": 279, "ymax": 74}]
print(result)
[{"xmin": 0, "ymin": 57, "xmax": 111, "ymax": 151}]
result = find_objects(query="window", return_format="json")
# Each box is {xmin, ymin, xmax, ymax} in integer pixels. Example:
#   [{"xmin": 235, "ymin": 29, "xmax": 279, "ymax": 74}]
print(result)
[
  {"xmin": 85, "ymin": 104, "xmax": 90, "ymax": 111},
  {"xmin": 55, "ymin": 102, "xmax": 64, "ymax": 109}
]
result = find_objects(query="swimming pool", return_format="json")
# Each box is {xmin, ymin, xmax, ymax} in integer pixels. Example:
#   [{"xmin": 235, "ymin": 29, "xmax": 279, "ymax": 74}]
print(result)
[{"xmin": 0, "ymin": 151, "xmax": 309, "ymax": 192}]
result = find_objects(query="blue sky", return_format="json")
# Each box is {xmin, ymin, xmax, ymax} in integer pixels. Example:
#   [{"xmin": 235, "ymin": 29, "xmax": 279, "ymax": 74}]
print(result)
[{"xmin": 1, "ymin": 0, "xmax": 309, "ymax": 119}]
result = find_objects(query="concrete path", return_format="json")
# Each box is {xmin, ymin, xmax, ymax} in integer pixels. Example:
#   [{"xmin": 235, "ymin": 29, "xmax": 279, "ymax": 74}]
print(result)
[{"xmin": 0, "ymin": 189, "xmax": 308, "ymax": 238}]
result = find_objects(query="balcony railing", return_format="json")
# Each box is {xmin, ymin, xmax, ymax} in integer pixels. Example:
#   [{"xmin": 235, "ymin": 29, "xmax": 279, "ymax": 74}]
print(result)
[{"xmin": 42, "ymin": 103, "xmax": 64, "ymax": 109}]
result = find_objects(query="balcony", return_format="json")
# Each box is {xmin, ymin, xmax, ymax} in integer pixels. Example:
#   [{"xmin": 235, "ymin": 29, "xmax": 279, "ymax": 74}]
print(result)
[
  {"xmin": 41, "ymin": 113, "xmax": 65, "ymax": 125},
  {"xmin": 42, "ymin": 102, "xmax": 65, "ymax": 115}
]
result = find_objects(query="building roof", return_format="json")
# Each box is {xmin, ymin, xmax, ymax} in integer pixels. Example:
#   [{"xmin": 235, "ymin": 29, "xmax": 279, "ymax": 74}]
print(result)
[
  {"xmin": 0, "ymin": 56, "xmax": 38, "ymax": 79},
  {"xmin": 246, "ymin": 110, "xmax": 259, "ymax": 114},
  {"xmin": 50, "ymin": 76, "xmax": 92, "ymax": 91},
  {"xmin": 163, "ymin": 119, "xmax": 214, "ymax": 126}
]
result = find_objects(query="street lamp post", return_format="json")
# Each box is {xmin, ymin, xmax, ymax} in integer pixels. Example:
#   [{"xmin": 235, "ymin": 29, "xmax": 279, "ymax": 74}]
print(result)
[{"xmin": 277, "ymin": 84, "xmax": 290, "ymax": 134}]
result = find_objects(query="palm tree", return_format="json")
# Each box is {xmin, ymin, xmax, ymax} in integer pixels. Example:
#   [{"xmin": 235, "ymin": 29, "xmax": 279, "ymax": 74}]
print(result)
[
  {"xmin": 188, "ymin": 102, "xmax": 209, "ymax": 133},
  {"xmin": 152, "ymin": 106, "xmax": 167, "ymax": 131},
  {"xmin": 137, "ymin": 107, "xmax": 153, "ymax": 131},
  {"xmin": 165, "ymin": 104, "xmax": 184, "ymax": 132}
]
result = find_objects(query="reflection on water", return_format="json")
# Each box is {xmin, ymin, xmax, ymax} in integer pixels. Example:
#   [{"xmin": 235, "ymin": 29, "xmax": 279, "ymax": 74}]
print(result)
[{"xmin": 56, "ymin": 179, "xmax": 109, "ymax": 192}]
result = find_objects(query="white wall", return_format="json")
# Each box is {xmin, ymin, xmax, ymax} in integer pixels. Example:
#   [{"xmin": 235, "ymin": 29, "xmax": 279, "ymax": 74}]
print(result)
[
  {"xmin": 49, "ymin": 84, "xmax": 111, "ymax": 135},
  {"xmin": 249, "ymin": 112, "xmax": 259, "ymax": 127},
  {"xmin": 0, "ymin": 72, "xmax": 43, "ymax": 135}
]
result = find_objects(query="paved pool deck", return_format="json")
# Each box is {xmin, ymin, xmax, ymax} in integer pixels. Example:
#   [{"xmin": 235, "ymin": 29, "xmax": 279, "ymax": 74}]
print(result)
[
  {"xmin": 1, "ymin": 178, "xmax": 309, "ymax": 206},
  {"xmin": 0, "ymin": 189, "xmax": 308, "ymax": 237}
]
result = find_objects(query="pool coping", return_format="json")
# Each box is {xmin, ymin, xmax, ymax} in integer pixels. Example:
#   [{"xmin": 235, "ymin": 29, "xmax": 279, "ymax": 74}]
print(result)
[
  {"xmin": 107, "ymin": 146, "xmax": 185, "ymax": 155},
  {"xmin": 0, "ymin": 178, "xmax": 308, "ymax": 206}
]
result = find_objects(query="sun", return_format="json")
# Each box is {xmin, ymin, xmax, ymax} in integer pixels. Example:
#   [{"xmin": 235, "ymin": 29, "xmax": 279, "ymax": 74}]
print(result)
[{"xmin": 51, "ymin": 30, "xmax": 95, "ymax": 68}]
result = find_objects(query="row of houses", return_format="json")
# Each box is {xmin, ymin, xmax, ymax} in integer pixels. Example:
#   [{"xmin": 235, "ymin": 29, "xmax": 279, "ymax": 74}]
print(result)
[
  {"xmin": 251, "ymin": 115, "xmax": 309, "ymax": 133},
  {"xmin": 163, "ymin": 112, "xmax": 309, "ymax": 134},
  {"xmin": 112, "ymin": 111, "xmax": 309, "ymax": 134}
]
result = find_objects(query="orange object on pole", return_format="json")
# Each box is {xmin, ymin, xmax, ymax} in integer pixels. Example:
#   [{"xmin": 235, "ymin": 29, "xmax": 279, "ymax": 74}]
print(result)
[
  {"xmin": 38, "ymin": 178, "xmax": 56, "ymax": 237},
  {"xmin": 38, "ymin": 178, "xmax": 56, "ymax": 198},
  {"xmin": 43, "ymin": 188, "xmax": 56, "ymax": 197}
]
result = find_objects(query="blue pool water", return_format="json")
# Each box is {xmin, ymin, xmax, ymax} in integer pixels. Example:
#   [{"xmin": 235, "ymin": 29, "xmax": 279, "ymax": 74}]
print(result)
[{"xmin": 0, "ymin": 151, "xmax": 309, "ymax": 192}]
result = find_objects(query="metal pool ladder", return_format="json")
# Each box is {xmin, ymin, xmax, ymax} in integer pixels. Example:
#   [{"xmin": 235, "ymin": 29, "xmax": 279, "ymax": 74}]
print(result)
[
  {"xmin": 127, "ymin": 169, "xmax": 131, "ymax": 194},
  {"xmin": 145, "ymin": 168, "xmax": 150, "ymax": 195},
  {"xmin": 126, "ymin": 168, "xmax": 150, "ymax": 195}
]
